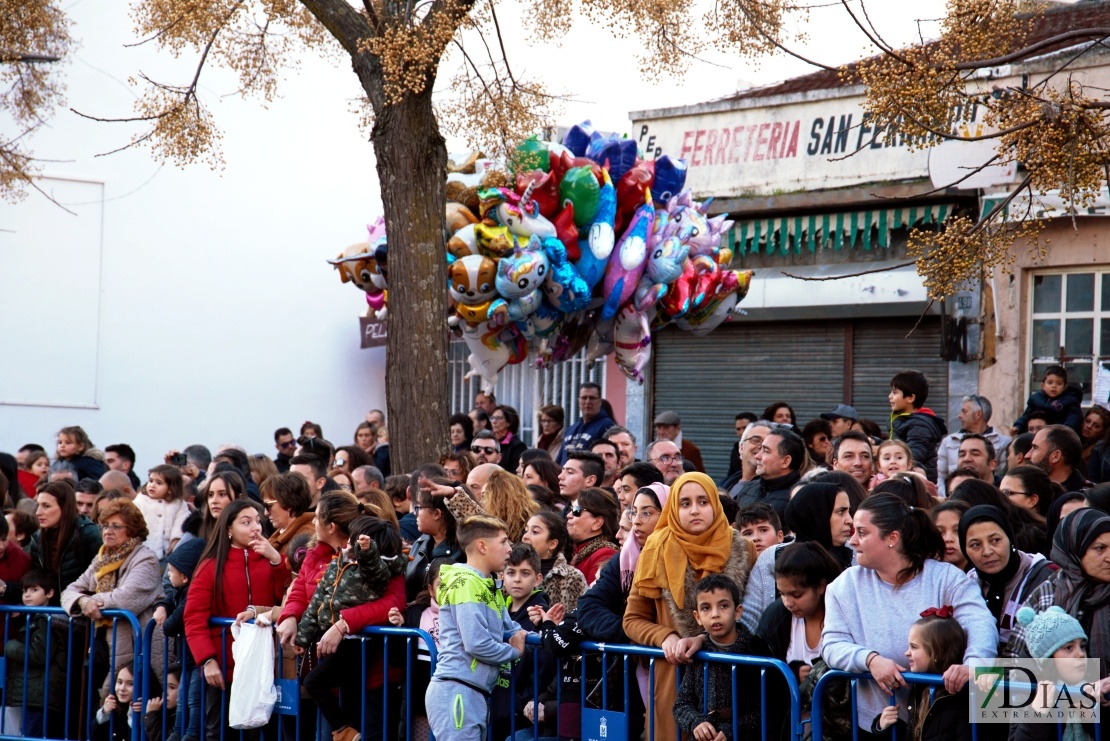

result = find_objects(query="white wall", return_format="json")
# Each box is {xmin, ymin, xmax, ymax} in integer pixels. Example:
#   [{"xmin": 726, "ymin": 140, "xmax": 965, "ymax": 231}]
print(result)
[{"xmin": 0, "ymin": 2, "xmax": 386, "ymax": 467}]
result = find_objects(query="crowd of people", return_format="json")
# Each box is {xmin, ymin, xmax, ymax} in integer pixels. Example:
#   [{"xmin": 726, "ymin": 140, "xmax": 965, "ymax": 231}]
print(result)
[{"xmin": 0, "ymin": 363, "xmax": 1108, "ymax": 741}]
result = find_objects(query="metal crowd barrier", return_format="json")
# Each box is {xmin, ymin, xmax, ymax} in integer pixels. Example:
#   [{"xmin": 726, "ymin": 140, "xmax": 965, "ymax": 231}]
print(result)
[
  {"xmin": 150, "ymin": 618, "xmax": 437, "ymax": 741},
  {"xmin": 811, "ymin": 669, "xmax": 1104, "ymax": 741},
  {"xmin": 0, "ymin": 605, "xmax": 144, "ymax": 741},
  {"xmin": 505, "ymin": 634, "xmax": 803, "ymax": 741}
]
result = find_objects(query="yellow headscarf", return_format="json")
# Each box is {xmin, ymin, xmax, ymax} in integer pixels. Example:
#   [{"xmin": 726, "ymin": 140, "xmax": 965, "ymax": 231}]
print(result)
[{"xmin": 632, "ymin": 472, "xmax": 733, "ymax": 609}]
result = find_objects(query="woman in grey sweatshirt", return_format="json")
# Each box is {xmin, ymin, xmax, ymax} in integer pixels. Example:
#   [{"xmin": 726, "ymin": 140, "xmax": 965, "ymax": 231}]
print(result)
[{"xmin": 822, "ymin": 493, "xmax": 998, "ymax": 734}]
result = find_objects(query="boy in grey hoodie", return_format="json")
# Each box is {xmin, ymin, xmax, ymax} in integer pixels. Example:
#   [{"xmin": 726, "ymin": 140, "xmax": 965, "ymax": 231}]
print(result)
[{"xmin": 426, "ymin": 515, "xmax": 528, "ymax": 741}]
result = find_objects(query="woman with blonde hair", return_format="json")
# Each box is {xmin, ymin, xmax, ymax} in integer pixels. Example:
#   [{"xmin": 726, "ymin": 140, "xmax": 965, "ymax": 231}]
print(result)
[
  {"xmin": 356, "ymin": 487, "xmax": 400, "ymax": 530},
  {"xmin": 437, "ymin": 469, "xmax": 537, "ymax": 543}
]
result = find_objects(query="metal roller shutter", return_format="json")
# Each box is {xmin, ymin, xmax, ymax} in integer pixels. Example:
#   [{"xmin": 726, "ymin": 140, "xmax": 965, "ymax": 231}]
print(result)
[
  {"xmin": 652, "ymin": 317, "xmax": 949, "ymax": 480},
  {"xmin": 652, "ymin": 321, "xmax": 849, "ymax": 479},
  {"xmin": 850, "ymin": 318, "xmax": 948, "ymax": 435}
]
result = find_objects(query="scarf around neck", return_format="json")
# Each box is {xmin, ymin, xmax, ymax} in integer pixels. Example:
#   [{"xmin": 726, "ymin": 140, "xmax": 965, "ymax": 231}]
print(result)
[
  {"xmin": 1050, "ymin": 508, "xmax": 1110, "ymax": 663},
  {"xmin": 93, "ymin": 536, "xmax": 142, "ymax": 626},
  {"xmin": 633, "ymin": 472, "xmax": 732, "ymax": 609},
  {"xmin": 620, "ymin": 482, "xmax": 670, "ymax": 593}
]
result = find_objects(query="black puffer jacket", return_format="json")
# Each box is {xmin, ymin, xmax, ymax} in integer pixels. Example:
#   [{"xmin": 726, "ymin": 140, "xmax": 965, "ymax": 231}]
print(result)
[
  {"xmin": 734, "ymin": 470, "xmax": 801, "ymax": 520},
  {"xmin": 891, "ymin": 409, "xmax": 948, "ymax": 482}
]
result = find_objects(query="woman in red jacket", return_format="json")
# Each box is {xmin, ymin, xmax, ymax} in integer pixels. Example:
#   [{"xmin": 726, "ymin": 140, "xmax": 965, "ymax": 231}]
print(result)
[
  {"xmin": 184, "ymin": 499, "xmax": 291, "ymax": 740},
  {"xmin": 275, "ymin": 491, "xmax": 407, "ymax": 741}
]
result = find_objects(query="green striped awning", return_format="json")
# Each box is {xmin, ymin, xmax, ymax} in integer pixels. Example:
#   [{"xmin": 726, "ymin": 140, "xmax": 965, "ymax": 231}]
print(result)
[{"xmin": 729, "ymin": 204, "xmax": 953, "ymax": 256}]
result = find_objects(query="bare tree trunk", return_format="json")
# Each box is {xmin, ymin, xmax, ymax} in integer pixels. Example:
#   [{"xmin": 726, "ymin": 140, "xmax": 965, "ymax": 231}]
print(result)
[{"xmin": 365, "ymin": 84, "xmax": 449, "ymax": 474}]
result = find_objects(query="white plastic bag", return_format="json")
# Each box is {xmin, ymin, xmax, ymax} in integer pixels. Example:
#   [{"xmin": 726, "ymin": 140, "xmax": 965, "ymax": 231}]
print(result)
[{"xmin": 228, "ymin": 622, "xmax": 278, "ymax": 729}]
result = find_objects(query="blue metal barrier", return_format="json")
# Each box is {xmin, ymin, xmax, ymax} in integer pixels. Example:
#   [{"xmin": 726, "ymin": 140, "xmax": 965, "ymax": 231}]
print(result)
[
  {"xmin": 164, "ymin": 618, "xmax": 436, "ymax": 741},
  {"xmin": 0, "ymin": 605, "xmax": 144, "ymax": 741},
  {"xmin": 811, "ymin": 669, "xmax": 1103, "ymax": 741},
  {"xmin": 506, "ymin": 633, "xmax": 803, "ymax": 741}
]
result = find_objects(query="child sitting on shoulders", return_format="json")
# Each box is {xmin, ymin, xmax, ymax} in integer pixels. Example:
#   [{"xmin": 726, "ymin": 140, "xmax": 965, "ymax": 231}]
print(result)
[
  {"xmin": 135, "ymin": 465, "xmax": 190, "ymax": 562},
  {"xmin": 674, "ymin": 574, "xmax": 765, "ymax": 741},
  {"xmin": 1013, "ymin": 365, "xmax": 1083, "ymax": 435},
  {"xmin": 872, "ymin": 607, "xmax": 969, "ymax": 741}
]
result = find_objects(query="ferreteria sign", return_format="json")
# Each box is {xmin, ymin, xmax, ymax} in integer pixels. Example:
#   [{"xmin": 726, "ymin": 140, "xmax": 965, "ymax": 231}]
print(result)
[{"xmin": 630, "ymin": 92, "xmax": 985, "ymax": 198}]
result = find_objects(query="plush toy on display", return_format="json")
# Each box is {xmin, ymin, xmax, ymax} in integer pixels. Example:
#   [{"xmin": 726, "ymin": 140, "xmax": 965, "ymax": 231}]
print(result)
[{"xmin": 330, "ymin": 123, "xmax": 754, "ymax": 390}]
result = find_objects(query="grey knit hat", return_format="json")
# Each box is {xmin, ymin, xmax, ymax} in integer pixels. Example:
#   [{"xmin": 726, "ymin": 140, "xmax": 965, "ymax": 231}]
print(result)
[{"xmin": 1015, "ymin": 606, "xmax": 1086, "ymax": 659}]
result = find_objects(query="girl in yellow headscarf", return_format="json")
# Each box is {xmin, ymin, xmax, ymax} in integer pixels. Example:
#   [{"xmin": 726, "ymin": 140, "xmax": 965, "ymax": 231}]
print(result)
[{"xmin": 622, "ymin": 472, "xmax": 757, "ymax": 741}]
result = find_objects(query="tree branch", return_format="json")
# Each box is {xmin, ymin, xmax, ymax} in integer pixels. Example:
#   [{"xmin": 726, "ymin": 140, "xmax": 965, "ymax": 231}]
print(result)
[
  {"xmin": 299, "ymin": 0, "xmax": 374, "ymax": 55},
  {"xmin": 951, "ymin": 28, "xmax": 1110, "ymax": 70}
]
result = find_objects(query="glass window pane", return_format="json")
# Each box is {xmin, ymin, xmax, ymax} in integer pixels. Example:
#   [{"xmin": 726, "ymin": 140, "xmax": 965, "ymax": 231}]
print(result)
[
  {"xmin": 1065, "ymin": 318, "xmax": 1094, "ymax": 356},
  {"xmin": 1066, "ymin": 273, "xmax": 1095, "ymax": 312},
  {"xmin": 1101, "ymin": 319, "xmax": 1110, "ymax": 357},
  {"xmin": 1063, "ymin": 362, "xmax": 1092, "ymax": 401},
  {"xmin": 1033, "ymin": 274, "xmax": 1061, "ymax": 313},
  {"xmin": 1032, "ymin": 319, "xmax": 1060, "ymax": 357},
  {"xmin": 1103, "ymin": 274, "xmax": 1110, "ymax": 311}
]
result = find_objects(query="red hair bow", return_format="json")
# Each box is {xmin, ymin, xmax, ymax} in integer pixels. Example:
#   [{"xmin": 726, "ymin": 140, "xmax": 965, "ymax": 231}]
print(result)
[{"xmin": 920, "ymin": 605, "xmax": 954, "ymax": 619}]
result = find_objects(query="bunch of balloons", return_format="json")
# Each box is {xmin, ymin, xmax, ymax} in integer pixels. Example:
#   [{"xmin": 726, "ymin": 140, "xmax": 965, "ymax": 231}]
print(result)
[{"xmin": 332, "ymin": 121, "xmax": 753, "ymax": 390}]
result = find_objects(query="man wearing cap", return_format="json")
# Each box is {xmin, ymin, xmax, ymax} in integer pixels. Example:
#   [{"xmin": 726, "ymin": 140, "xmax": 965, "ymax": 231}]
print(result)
[
  {"xmin": 653, "ymin": 411, "xmax": 705, "ymax": 472},
  {"xmin": 935, "ymin": 394, "xmax": 1012, "ymax": 496},
  {"xmin": 821, "ymin": 404, "xmax": 858, "ymax": 439}
]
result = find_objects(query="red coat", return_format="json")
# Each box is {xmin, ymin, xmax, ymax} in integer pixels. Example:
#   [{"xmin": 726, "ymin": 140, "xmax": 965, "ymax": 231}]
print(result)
[
  {"xmin": 184, "ymin": 547, "xmax": 291, "ymax": 681},
  {"xmin": 572, "ymin": 540, "xmax": 617, "ymax": 586},
  {"xmin": 0, "ymin": 544, "xmax": 31, "ymax": 603},
  {"xmin": 16, "ymin": 470, "xmax": 38, "ymax": 499}
]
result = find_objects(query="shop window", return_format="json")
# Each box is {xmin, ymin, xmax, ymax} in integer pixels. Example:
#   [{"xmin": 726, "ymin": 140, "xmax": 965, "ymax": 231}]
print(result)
[{"xmin": 1028, "ymin": 270, "xmax": 1110, "ymax": 402}]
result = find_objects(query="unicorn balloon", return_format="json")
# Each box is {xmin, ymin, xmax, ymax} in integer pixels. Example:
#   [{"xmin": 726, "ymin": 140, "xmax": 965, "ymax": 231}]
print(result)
[
  {"xmin": 478, "ymin": 183, "xmax": 556, "ymax": 240},
  {"xmin": 601, "ymin": 192, "xmax": 654, "ymax": 322}
]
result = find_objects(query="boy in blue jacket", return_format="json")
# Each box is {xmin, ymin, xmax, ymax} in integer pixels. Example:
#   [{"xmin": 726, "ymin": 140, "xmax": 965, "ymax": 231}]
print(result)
[{"xmin": 426, "ymin": 515, "xmax": 528, "ymax": 741}]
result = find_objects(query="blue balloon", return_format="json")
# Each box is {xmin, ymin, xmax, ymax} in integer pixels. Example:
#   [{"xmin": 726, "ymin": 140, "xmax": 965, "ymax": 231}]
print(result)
[
  {"xmin": 650, "ymin": 156, "xmax": 688, "ymax": 204},
  {"xmin": 562, "ymin": 120, "xmax": 597, "ymax": 159},
  {"xmin": 587, "ymin": 136, "xmax": 638, "ymax": 181}
]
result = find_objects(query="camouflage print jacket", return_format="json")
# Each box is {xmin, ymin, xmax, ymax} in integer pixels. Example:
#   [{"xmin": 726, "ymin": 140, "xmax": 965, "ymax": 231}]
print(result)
[{"xmin": 296, "ymin": 539, "xmax": 405, "ymax": 646}]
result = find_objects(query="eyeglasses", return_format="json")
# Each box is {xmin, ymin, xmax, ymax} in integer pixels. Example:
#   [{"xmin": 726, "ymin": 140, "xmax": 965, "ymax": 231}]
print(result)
[
  {"xmin": 630, "ymin": 507, "xmax": 658, "ymax": 522},
  {"xmin": 569, "ymin": 506, "xmax": 591, "ymax": 518},
  {"xmin": 262, "ymin": 500, "xmax": 278, "ymax": 511},
  {"xmin": 100, "ymin": 523, "xmax": 126, "ymax": 533},
  {"xmin": 334, "ymin": 458, "xmax": 348, "ymax": 467},
  {"xmin": 651, "ymin": 454, "xmax": 683, "ymax": 465},
  {"xmin": 471, "ymin": 445, "xmax": 497, "ymax": 455},
  {"xmin": 278, "ymin": 440, "xmax": 296, "ymax": 449},
  {"xmin": 1000, "ymin": 489, "xmax": 1029, "ymax": 498},
  {"xmin": 490, "ymin": 414, "xmax": 506, "ymax": 422}
]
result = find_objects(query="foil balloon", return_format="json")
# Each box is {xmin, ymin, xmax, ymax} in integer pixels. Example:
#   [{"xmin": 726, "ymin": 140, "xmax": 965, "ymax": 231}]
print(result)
[
  {"xmin": 447, "ymin": 223, "xmax": 526, "ymax": 260},
  {"xmin": 601, "ymin": 192, "xmax": 654, "ymax": 321},
  {"xmin": 447, "ymin": 254, "xmax": 507, "ymax": 327},
  {"xmin": 634, "ymin": 231, "xmax": 690, "ymax": 311},
  {"xmin": 562, "ymin": 120, "xmax": 597, "ymax": 158},
  {"xmin": 462, "ymin": 321, "xmax": 527, "ymax": 392},
  {"xmin": 587, "ymin": 134, "xmax": 637, "ymax": 182},
  {"xmin": 446, "ymin": 202, "xmax": 479, "ymax": 234},
  {"xmin": 329, "ymin": 220, "xmax": 389, "ymax": 320},
  {"xmin": 615, "ymin": 160, "xmax": 653, "ymax": 234},
  {"xmin": 515, "ymin": 170, "xmax": 560, "ymax": 219},
  {"xmin": 649, "ymin": 156, "xmax": 688, "ymax": 204},
  {"xmin": 512, "ymin": 136, "xmax": 550, "ymax": 174},
  {"xmin": 674, "ymin": 270, "xmax": 754, "ymax": 334},
  {"xmin": 479, "ymin": 185, "xmax": 557, "ymax": 240},
  {"xmin": 551, "ymin": 151, "xmax": 604, "ymax": 190},
  {"xmin": 539, "ymin": 236, "xmax": 591, "ymax": 313},
  {"xmin": 551, "ymin": 203, "xmax": 580, "ymax": 261},
  {"xmin": 495, "ymin": 240, "xmax": 549, "ymax": 323},
  {"xmin": 559, "ymin": 166, "xmax": 601, "ymax": 227},
  {"xmin": 574, "ymin": 171, "xmax": 616, "ymax": 290},
  {"xmin": 613, "ymin": 302, "xmax": 652, "ymax": 383}
]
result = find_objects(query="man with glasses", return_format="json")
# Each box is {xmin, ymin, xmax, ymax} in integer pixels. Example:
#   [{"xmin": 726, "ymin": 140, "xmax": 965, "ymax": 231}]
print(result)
[
  {"xmin": 935, "ymin": 394, "xmax": 1011, "ymax": 496},
  {"xmin": 646, "ymin": 439, "xmax": 684, "ymax": 485},
  {"xmin": 652, "ymin": 411, "xmax": 705, "ymax": 473},
  {"xmin": 723, "ymin": 420, "xmax": 775, "ymax": 496},
  {"xmin": 734, "ymin": 428, "xmax": 805, "ymax": 519},
  {"xmin": 273, "ymin": 427, "xmax": 296, "ymax": 473},
  {"xmin": 469, "ymin": 430, "xmax": 502, "ymax": 466},
  {"xmin": 557, "ymin": 382, "xmax": 615, "ymax": 464}
]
